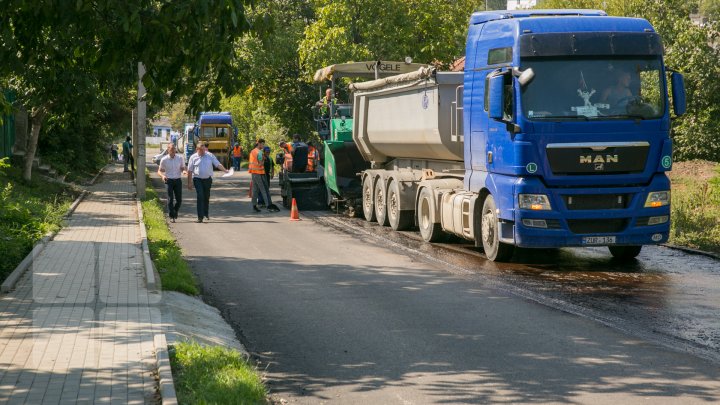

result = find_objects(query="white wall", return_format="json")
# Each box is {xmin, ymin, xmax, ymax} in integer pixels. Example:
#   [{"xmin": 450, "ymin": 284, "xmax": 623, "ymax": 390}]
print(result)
[{"xmin": 507, "ymin": 0, "xmax": 536, "ymax": 10}]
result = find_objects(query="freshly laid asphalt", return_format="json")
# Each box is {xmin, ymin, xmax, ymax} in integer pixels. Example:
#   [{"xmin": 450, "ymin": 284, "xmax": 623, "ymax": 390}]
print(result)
[{"xmin": 151, "ymin": 167, "xmax": 720, "ymax": 404}]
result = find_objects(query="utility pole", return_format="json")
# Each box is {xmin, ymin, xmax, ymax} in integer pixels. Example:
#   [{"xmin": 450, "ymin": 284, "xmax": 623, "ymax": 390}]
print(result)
[{"xmin": 136, "ymin": 62, "xmax": 146, "ymax": 199}]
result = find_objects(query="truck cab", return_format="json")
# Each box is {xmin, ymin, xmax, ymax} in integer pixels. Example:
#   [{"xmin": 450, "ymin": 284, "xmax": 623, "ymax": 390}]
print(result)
[
  {"xmin": 193, "ymin": 112, "xmax": 236, "ymax": 167},
  {"xmin": 464, "ymin": 10, "xmax": 686, "ymax": 259}
]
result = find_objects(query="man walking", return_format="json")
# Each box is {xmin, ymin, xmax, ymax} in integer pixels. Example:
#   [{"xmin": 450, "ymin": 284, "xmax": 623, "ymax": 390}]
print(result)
[
  {"xmin": 249, "ymin": 139, "xmax": 279, "ymax": 213},
  {"xmin": 158, "ymin": 144, "xmax": 186, "ymax": 223},
  {"xmin": 232, "ymin": 143, "xmax": 242, "ymax": 171},
  {"xmin": 187, "ymin": 143, "xmax": 229, "ymax": 223},
  {"xmin": 122, "ymin": 136, "xmax": 134, "ymax": 172}
]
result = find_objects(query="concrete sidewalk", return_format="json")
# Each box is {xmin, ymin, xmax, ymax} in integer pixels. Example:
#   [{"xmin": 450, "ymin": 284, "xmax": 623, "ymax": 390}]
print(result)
[{"xmin": 0, "ymin": 165, "xmax": 161, "ymax": 404}]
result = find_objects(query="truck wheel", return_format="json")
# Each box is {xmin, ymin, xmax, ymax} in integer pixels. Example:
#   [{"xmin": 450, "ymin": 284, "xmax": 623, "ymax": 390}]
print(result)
[
  {"xmin": 608, "ymin": 245, "xmax": 642, "ymax": 260},
  {"xmin": 387, "ymin": 179, "xmax": 413, "ymax": 231},
  {"xmin": 362, "ymin": 175, "xmax": 376, "ymax": 222},
  {"xmin": 481, "ymin": 195, "xmax": 514, "ymax": 262},
  {"xmin": 417, "ymin": 187, "xmax": 444, "ymax": 242},
  {"xmin": 374, "ymin": 179, "xmax": 388, "ymax": 226}
]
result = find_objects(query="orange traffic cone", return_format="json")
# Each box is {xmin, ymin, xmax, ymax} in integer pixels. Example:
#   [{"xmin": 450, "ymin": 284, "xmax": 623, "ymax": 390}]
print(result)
[
  {"xmin": 289, "ymin": 198, "xmax": 301, "ymax": 221},
  {"xmin": 247, "ymin": 182, "xmax": 252, "ymax": 198}
]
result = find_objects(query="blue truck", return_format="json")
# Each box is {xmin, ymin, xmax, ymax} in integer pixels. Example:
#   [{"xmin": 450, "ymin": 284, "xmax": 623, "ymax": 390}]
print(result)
[{"xmin": 349, "ymin": 9, "xmax": 686, "ymax": 261}]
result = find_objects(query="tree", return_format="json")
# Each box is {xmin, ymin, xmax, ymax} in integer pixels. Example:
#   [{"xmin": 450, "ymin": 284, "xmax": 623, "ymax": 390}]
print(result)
[
  {"xmin": 299, "ymin": 0, "xmax": 479, "ymax": 72},
  {"xmin": 0, "ymin": 0, "xmax": 253, "ymax": 181}
]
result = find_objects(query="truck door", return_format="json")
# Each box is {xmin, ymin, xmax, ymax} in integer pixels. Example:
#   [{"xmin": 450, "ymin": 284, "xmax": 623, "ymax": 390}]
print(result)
[{"xmin": 467, "ymin": 21, "xmax": 514, "ymax": 190}]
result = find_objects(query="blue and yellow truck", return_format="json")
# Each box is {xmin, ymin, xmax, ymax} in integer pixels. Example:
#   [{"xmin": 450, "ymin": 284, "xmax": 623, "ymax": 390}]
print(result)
[{"xmin": 326, "ymin": 9, "xmax": 686, "ymax": 261}]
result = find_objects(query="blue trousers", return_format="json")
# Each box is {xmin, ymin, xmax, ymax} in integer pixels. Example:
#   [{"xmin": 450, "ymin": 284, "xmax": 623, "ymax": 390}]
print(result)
[
  {"xmin": 193, "ymin": 177, "xmax": 212, "ymax": 219},
  {"xmin": 232, "ymin": 157, "xmax": 241, "ymax": 171},
  {"xmin": 166, "ymin": 178, "xmax": 182, "ymax": 219}
]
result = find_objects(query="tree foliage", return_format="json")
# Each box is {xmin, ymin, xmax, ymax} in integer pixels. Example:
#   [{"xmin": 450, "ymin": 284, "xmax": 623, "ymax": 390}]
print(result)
[
  {"xmin": 538, "ymin": 0, "xmax": 720, "ymax": 161},
  {"xmin": 0, "ymin": 0, "xmax": 253, "ymax": 180},
  {"xmin": 298, "ymin": 0, "xmax": 479, "ymax": 71}
]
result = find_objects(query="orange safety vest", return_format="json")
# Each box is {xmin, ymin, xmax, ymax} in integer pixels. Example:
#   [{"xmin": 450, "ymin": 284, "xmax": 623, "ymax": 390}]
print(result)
[
  {"xmin": 283, "ymin": 151, "xmax": 293, "ymax": 172},
  {"xmin": 232, "ymin": 145, "xmax": 242, "ymax": 157},
  {"xmin": 307, "ymin": 146, "xmax": 318, "ymax": 172},
  {"xmin": 248, "ymin": 149, "xmax": 265, "ymax": 175}
]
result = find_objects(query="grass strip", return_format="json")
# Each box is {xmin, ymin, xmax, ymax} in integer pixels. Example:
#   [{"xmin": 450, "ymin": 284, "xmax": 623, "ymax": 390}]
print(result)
[
  {"xmin": 670, "ymin": 164, "xmax": 720, "ymax": 254},
  {"xmin": 0, "ymin": 160, "xmax": 79, "ymax": 283},
  {"xmin": 141, "ymin": 183, "xmax": 199, "ymax": 295},
  {"xmin": 170, "ymin": 340, "xmax": 268, "ymax": 405}
]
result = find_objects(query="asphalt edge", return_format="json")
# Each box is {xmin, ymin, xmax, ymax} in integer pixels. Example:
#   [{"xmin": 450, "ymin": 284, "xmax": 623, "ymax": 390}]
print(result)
[
  {"xmin": 136, "ymin": 192, "xmax": 178, "ymax": 405},
  {"xmin": 0, "ymin": 165, "xmax": 101, "ymax": 294},
  {"xmin": 661, "ymin": 243, "xmax": 720, "ymax": 260}
]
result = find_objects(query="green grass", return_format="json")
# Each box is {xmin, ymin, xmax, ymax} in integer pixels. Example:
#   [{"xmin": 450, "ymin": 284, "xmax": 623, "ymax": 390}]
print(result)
[
  {"xmin": 0, "ymin": 159, "xmax": 80, "ymax": 282},
  {"xmin": 670, "ymin": 166, "xmax": 720, "ymax": 254},
  {"xmin": 170, "ymin": 341, "xmax": 268, "ymax": 405},
  {"xmin": 141, "ymin": 184, "xmax": 199, "ymax": 295}
]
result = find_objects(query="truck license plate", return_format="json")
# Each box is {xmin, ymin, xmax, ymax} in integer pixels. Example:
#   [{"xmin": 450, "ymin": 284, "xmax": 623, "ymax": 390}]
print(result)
[{"xmin": 582, "ymin": 236, "xmax": 616, "ymax": 245}]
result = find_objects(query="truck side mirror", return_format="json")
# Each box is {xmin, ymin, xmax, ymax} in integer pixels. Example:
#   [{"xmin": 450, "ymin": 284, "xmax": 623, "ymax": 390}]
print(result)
[
  {"xmin": 670, "ymin": 72, "xmax": 686, "ymax": 116},
  {"xmin": 488, "ymin": 74, "xmax": 505, "ymax": 120}
]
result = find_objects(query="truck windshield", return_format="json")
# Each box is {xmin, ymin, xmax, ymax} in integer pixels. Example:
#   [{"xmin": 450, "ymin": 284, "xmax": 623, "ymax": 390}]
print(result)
[{"xmin": 520, "ymin": 57, "xmax": 665, "ymax": 121}]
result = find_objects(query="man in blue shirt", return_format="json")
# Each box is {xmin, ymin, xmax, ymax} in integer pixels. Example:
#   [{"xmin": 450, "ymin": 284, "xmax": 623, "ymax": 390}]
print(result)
[{"xmin": 186, "ymin": 143, "xmax": 229, "ymax": 223}]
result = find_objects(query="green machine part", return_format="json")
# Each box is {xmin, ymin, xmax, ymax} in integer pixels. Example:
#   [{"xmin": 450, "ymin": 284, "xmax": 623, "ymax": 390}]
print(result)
[{"xmin": 323, "ymin": 117, "xmax": 368, "ymax": 198}]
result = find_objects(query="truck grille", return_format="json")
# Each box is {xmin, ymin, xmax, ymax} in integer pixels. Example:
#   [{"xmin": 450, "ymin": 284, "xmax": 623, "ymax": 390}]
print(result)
[
  {"xmin": 567, "ymin": 218, "xmax": 628, "ymax": 234},
  {"xmin": 562, "ymin": 194, "xmax": 629, "ymax": 210},
  {"xmin": 546, "ymin": 142, "xmax": 649, "ymax": 175}
]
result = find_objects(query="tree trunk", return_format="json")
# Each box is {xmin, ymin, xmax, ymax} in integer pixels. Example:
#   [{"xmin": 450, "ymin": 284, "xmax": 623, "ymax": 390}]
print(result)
[{"xmin": 22, "ymin": 105, "xmax": 48, "ymax": 182}]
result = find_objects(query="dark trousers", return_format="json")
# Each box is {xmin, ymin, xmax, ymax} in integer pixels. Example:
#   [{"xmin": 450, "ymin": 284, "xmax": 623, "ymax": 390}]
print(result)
[
  {"xmin": 193, "ymin": 177, "xmax": 212, "ymax": 219},
  {"xmin": 258, "ymin": 173, "xmax": 271, "ymax": 205},
  {"xmin": 232, "ymin": 156, "xmax": 241, "ymax": 171},
  {"xmin": 166, "ymin": 178, "xmax": 182, "ymax": 219}
]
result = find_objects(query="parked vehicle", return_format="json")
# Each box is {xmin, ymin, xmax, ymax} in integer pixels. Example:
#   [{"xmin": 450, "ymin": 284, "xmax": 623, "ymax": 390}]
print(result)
[
  {"xmin": 192, "ymin": 112, "xmax": 236, "ymax": 167},
  {"xmin": 334, "ymin": 9, "xmax": 686, "ymax": 261}
]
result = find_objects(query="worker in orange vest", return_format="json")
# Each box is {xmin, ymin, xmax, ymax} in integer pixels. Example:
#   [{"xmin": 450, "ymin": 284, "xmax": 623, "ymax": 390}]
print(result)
[
  {"xmin": 279, "ymin": 140, "xmax": 294, "ymax": 172},
  {"xmin": 232, "ymin": 143, "xmax": 242, "ymax": 171},
  {"xmin": 249, "ymin": 139, "xmax": 278, "ymax": 212},
  {"xmin": 307, "ymin": 141, "xmax": 319, "ymax": 172}
]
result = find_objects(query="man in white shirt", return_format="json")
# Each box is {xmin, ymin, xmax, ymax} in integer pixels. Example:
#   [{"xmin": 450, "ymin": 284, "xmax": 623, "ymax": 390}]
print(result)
[
  {"xmin": 187, "ymin": 143, "xmax": 229, "ymax": 223},
  {"xmin": 158, "ymin": 144, "xmax": 186, "ymax": 223}
]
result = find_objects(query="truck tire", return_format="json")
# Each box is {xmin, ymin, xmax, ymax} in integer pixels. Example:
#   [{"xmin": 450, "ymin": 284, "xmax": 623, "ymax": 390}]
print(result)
[
  {"xmin": 481, "ymin": 195, "xmax": 514, "ymax": 262},
  {"xmin": 608, "ymin": 245, "xmax": 642, "ymax": 260},
  {"xmin": 417, "ymin": 187, "xmax": 445, "ymax": 242},
  {"xmin": 387, "ymin": 179, "xmax": 413, "ymax": 231},
  {"xmin": 374, "ymin": 179, "xmax": 389, "ymax": 226},
  {"xmin": 362, "ymin": 175, "xmax": 376, "ymax": 222}
]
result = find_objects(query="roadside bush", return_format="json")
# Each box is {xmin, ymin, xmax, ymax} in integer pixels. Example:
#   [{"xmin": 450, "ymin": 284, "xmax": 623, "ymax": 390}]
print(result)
[
  {"xmin": 0, "ymin": 160, "xmax": 77, "ymax": 282},
  {"xmin": 670, "ymin": 169, "xmax": 720, "ymax": 253}
]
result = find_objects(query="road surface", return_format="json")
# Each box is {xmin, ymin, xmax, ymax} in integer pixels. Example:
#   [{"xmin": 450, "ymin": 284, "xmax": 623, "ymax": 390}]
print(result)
[{"xmin": 149, "ymin": 167, "xmax": 720, "ymax": 404}]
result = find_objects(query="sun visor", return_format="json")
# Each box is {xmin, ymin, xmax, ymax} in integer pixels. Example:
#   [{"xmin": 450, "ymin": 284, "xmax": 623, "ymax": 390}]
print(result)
[{"xmin": 519, "ymin": 32, "xmax": 663, "ymax": 57}]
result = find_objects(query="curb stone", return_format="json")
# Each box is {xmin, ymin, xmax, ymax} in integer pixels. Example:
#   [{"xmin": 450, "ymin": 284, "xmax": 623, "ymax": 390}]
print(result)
[
  {"xmin": 137, "ymin": 199, "xmax": 158, "ymax": 291},
  {"xmin": 154, "ymin": 334, "xmax": 178, "ymax": 405},
  {"xmin": 136, "ymin": 193, "xmax": 178, "ymax": 405},
  {"xmin": 661, "ymin": 243, "xmax": 720, "ymax": 260}
]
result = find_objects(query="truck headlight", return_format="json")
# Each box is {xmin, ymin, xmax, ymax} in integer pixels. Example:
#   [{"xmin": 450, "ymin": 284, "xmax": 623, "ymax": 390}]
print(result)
[
  {"xmin": 644, "ymin": 191, "xmax": 670, "ymax": 208},
  {"xmin": 519, "ymin": 194, "xmax": 552, "ymax": 210}
]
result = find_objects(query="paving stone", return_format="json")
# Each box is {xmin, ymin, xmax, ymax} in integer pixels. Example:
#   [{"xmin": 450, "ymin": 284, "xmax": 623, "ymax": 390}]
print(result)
[{"xmin": 0, "ymin": 165, "xmax": 162, "ymax": 404}]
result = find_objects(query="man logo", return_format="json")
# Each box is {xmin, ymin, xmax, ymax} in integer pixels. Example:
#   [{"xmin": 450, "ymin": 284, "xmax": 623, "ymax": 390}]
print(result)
[
  {"xmin": 594, "ymin": 163, "xmax": 604, "ymax": 171},
  {"xmin": 580, "ymin": 154, "xmax": 619, "ymax": 164}
]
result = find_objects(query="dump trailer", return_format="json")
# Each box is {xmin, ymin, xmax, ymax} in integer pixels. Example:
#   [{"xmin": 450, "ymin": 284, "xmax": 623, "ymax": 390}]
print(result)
[
  {"xmin": 353, "ymin": 9, "xmax": 686, "ymax": 261},
  {"xmin": 313, "ymin": 61, "xmax": 430, "ymax": 212},
  {"xmin": 193, "ymin": 112, "xmax": 235, "ymax": 167}
]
